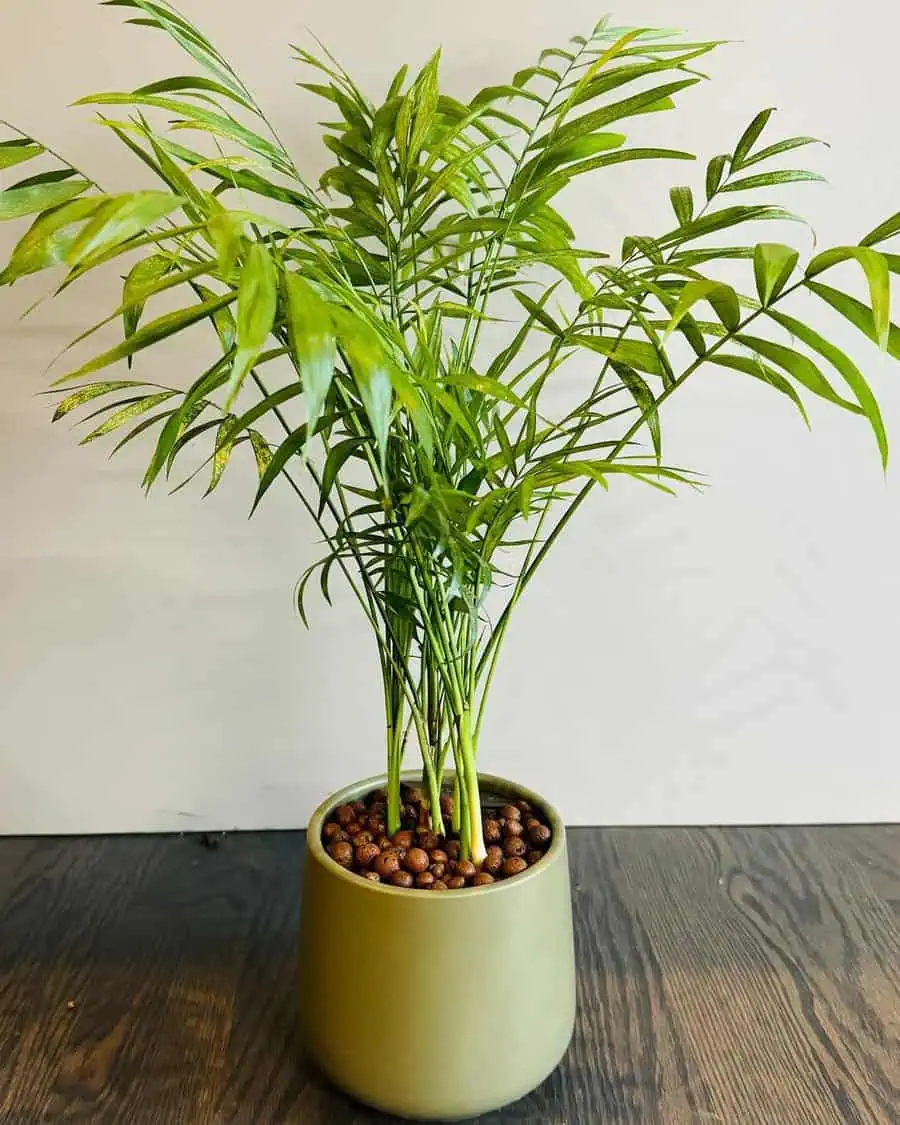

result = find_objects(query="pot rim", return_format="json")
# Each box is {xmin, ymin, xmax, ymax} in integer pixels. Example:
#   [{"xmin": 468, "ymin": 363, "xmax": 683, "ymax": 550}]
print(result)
[{"xmin": 306, "ymin": 770, "xmax": 566, "ymax": 900}]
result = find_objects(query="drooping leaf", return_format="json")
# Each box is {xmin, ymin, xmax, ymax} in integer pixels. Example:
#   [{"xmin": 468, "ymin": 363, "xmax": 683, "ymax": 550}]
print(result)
[
  {"xmin": 735, "ymin": 334, "xmax": 860, "ymax": 410},
  {"xmin": 767, "ymin": 308, "xmax": 888, "ymax": 468},
  {"xmin": 669, "ymin": 185, "xmax": 693, "ymax": 226},
  {"xmin": 753, "ymin": 243, "xmax": 799, "ymax": 306},
  {"xmin": 806, "ymin": 246, "xmax": 891, "ymax": 349},
  {"xmin": 705, "ymin": 153, "xmax": 729, "ymax": 200},
  {"xmin": 806, "ymin": 280, "xmax": 900, "ymax": 360},
  {"xmin": 283, "ymin": 272, "xmax": 336, "ymax": 437},
  {"xmin": 226, "ymin": 241, "xmax": 277, "ymax": 407},
  {"xmin": 665, "ymin": 279, "xmax": 740, "ymax": 335},
  {"xmin": 706, "ymin": 353, "xmax": 810, "ymax": 426}
]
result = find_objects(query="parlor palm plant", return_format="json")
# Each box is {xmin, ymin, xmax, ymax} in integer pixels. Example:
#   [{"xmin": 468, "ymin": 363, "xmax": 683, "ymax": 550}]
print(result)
[{"xmin": 3, "ymin": 2, "xmax": 897, "ymax": 865}]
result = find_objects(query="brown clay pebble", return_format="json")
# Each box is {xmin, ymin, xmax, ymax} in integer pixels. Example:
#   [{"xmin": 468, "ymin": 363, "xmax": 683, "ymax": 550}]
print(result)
[
  {"xmin": 440, "ymin": 794, "xmax": 454, "ymax": 817},
  {"xmin": 500, "ymin": 804, "xmax": 521, "ymax": 822},
  {"xmin": 431, "ymin": 879, "xmax": 449, "ymax": 890},
  {"xmin": 454, "ymin": 859, "xmax": 476, "ymax": 880},
  {"xmin": 502, "ymin": 856, "xmax": 528, "ymax": 878},
  {"xmin": 355, "ymin": 842, "xmax": 381, "ymax": 868},
  {"xmin": 416, "ymin": 871, "xmax": 435, "ymax": 889},
  {"xmin": 401, "ymin": 784, "xmax": 419, "ymax": 803},
  {"xmin": 418, "ymin": 830, "xmax": 439, "ymax": 852},
  {"xmin": 404, "ymin": 847, "xmax": 430, "ymax": 875},
  {"xmin": 429, "ymin": 848, "xmax": 448, "ymax": 866},
  {"xmin": 392, "ymin": 830, "xmax": 415, "ymax": 850},
  {"xmin": 447, "ymin": 876, "xmax": 467, "ymax": 889},
  {"xmin": 483, "ymin": 846, "xmax": 504, "ymax": 875},
  {"xmin": 323, "ymin": 822, "xmax": 342, "ymax": 841},
  {"xmin": 335, "ymin": 804, "xmax": 356, "ymax": 826},
  {"xmin": 390, "ymin": 869, "xmax": 414, "ymax": 888},
  {"xmin": 351, "ymin": 799, "xmax": 367, "ymax": 814},
  {"xmin": 445, "ymin": 841, "xmax": 461, "ymax": 860},
  {"xmin": 503, "ymin": 836, "xmax": 528, "ymax": 859},
  {"xmin": 371, "ymin": 787, "xmax": 388, "ymax": 802},
  {"xmin": 483, "ymin": 819, "xmax": 502, "ymax": 843},
  {"xmin": 376, "ymin": 835, "xmax": 393, "ymax": 850},
  {"xmin": 516, "ymin": 799, "xmax": 533, "ymax": 815},
  {"xmin": 528, "ymin": 824, "xmax": 552, "ymax": 847},
  {"xmin": 373, "ymin": 851, "xmax": 401, "ymax": 879},
  {"xmin": 430, "ymin": 862, "xmax": 447, "ymax": 879},
  {"xmin": 525, "ymin": 817, "xmax": 541, "ymax": 830},
  {"xmin": 328, "ymin": 841, "xmax": 354, "ymax": 868},
  {"xmin": 503, "ymin": 819, "xmax": 525, "ymax": 839},
  {"xmin": 343, "ymin": 821, "xmax": 362, "ymax": 838},
  {"xmin": 526, "ymin": 849, "xmax": 543, "ymax": 866},
  {"xmin": 473, "ymin": 872, "xmax": 495, "ymax": 886},
  {"xmin": 351, "ymin": 830, "xmax": 373, "ymax": 846},
  {"xmin": 368, "ymin": 816, "xmax": 386, "ymax": 835},
  {"xmin": 362, "ymin": 871, "xmax": 381, "ymax": 883}
]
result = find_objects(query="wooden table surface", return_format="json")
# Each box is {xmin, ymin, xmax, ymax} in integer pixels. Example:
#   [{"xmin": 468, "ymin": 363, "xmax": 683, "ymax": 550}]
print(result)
[{"xmin": 1, "ymin": 827, "xmax": 898, "ymax": 1124}]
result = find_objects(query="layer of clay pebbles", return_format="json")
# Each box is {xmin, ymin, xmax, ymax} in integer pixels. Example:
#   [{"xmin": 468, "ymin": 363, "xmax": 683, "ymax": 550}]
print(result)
[{"xmin": 321, "ymin": 786, "xmax": 554, "ymax": 889}]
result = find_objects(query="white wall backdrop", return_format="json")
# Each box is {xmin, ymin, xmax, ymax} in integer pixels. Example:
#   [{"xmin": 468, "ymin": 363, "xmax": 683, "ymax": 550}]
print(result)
[{"xmin": 1, "ymin": 0, "xmax": 899, "ymax": 833}]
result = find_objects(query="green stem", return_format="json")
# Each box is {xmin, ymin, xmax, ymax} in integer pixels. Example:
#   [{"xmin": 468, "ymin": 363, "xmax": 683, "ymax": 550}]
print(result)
[{"xmin": 458, "ymin": 709, "xmax": 486, "ymax": 864}]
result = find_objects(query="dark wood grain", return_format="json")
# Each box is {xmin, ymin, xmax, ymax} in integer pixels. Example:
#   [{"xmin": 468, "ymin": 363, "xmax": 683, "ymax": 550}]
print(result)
[{"xmin": 1, "ymin": 827, "xmax": 898, "ymax": 1124}]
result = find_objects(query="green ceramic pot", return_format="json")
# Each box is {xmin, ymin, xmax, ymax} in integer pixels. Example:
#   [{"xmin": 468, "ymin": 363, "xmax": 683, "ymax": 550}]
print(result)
[{"xmin": 298, "ymin": 771, "xmax": 576, "ymax": 1120}]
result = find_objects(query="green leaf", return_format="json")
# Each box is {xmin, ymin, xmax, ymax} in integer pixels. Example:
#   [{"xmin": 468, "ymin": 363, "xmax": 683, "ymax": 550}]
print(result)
[
  {"xmin": 665, "ymin": 279, "xmax": 740, "ymax": 335},
  {"xmin": 806, "ymin": 246, "xmax": 891, "ymax": 350},
  {"xmin": 283, "ymin": 272, "xmax": 336, "ymax": 437},
  {"xmin": 338, "ymin": 326, "xmax": 393, "ymax": 472},
  {"xmin": 806, "ymin": 280, "xmax": 900, "ymax": 360},
  {"xmin": 79, "ymin": 391, "xmax": 177, "ymax": 443},
  {"xmin": 122, "ymin": 254, "xmax": 173, "ymax": 355},
  {"xmin": 134, "ymin": 74, "xmax": 255, "ymax": 111},
  {"xmin": 735, "ymin": 334, "xmax": 860, "ymax": 410},
  {"xmin": 615, "ymin": 364, "xmax": 660, "ymax": 459},
  {"xmin": 0, "ymin": 178, "xmax": 90, "ymax": 221},
  {"xmin": 669, "ymin": 185, "xmax": 693, "ymax": 226},
  {"xmin": 512, "ymin": 289, "xmax": 564, "ymax": 335},
  {"xmin": 0, "ymin": 197, "xmax": 105, "ymax": 282},
  {"xmin": 66, "ymin": 191, "xmax": 184, "ymax": 266},
  {"xmin": 659, "ymin": 205, "xmax": 801, "ymax": 248},
  {"xmin": 319, "ymin": 437, "xmax": 364, "ymax": 515},
  {"xmin": 740, "ymin": 136, "xmax": 822, "ymax": 169},
  {"xmin": 767, "ymin": 308, "xmax": 888, "ymax": 468},
  {"xmin": 705, "ymin": 154, "xmax": 729, "ymax": 200},
  {"xmin": 441, "ymin": 374, "xmax": 526, "ymax": 408},
  {"xmin": 51, "ymin": 380, "xmax": 147, "ymax": 422},
  {"xmin": 732, "ymin": 107, "xmax": 775, "ymax": 169},
  {"xmin": 753, "ymin": 243, "xmax": 799, "ymax": 306},
  {"xmin": 573, "ymin": 334, "xmax": 666, "ymax": 377},
  {"xmin": 248, "ymin": 430, "xmax": 272, "ymax": 479},
  {"xmin": 251, "ymin": 423, "xmax": 312, "ymax": 510},
  {"xmin": 57, "ymin": 290, "xmax": 236, "ymax": 384},
  {"xmin": 226, "ymin": 242, "xmax": 277, "ymax": 407},
  {"xmin": 0, "ymin": 140, "xmax": 44, "ymax": 171},
  {"xmin": 860, "ymin": 211, "xmax": 900, "ymax": 248},
  {"xmin": 706, "ymin": 353, "xmax": 809, "ymax": 426},
  {"xmin": 205, "ymin": 416, "xmax": 237, "ymax": 494},
  {"xmin": 536, "ymin": 78, "xmax": 700, "ymax": 149},
  {"xmin": 721, "ymin": 169, "xmax": 825, "ymax": 193}
]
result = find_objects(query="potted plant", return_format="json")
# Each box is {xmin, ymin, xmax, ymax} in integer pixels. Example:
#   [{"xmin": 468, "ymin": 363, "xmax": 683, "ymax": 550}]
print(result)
[{"xmin": 3, "ymin": 1, "xmax": 898, "ymax": 1116}]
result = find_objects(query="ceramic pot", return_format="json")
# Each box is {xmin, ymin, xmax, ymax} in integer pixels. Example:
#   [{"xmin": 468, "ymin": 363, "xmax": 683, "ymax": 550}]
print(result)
[{"xmin": 298, "ymin": 771, "xmax": 575, "ymax": 1120}]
